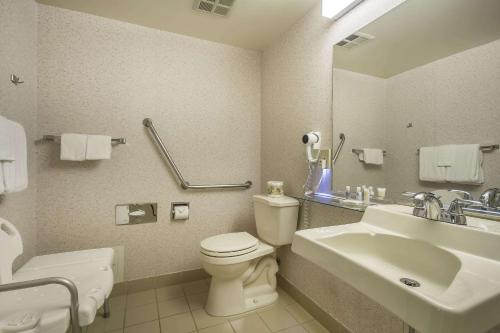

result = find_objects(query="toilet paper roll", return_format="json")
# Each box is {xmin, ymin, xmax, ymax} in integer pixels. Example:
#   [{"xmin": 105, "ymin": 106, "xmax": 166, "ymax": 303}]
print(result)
[{"xmin": 173, "ymin": 205, "xmax": 189, "ymax": 220}]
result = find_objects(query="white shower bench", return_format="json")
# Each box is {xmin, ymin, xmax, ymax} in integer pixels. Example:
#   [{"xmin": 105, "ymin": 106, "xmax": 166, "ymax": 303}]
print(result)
[{"xmin": 0, "ymin": 217, "xmax": 114, "ymax": 333}]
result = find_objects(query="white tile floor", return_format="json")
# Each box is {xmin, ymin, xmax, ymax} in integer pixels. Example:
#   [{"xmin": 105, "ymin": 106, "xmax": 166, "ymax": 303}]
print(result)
[{"xmin": 83, "ymin": 279, "xmax": 330, "ymax": 333}]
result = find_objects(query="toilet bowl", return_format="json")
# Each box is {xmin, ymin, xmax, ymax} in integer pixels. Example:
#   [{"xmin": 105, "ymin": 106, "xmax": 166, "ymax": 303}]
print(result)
[{"xmin": 200, "ymin": 195, "xmax": 299, "ymax": 316}]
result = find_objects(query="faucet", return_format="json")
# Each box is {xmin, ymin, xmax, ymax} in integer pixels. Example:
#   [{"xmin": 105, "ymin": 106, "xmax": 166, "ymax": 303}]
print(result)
[
  {"xmin": 479, "ymin": 188, "xmax": 500, "ymax": 210},
  {"xmin": 403, "ymin": 192, "xmax": 443, "ymax": 221},
  {"xmin": 402, "ymin": 191, "xmax": 482, "ymax": 225}
]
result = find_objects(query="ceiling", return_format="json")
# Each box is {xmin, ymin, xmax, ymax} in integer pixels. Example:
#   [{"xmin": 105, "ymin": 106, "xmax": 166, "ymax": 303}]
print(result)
[
  {"xmin": 36, "ymin": 0, "xmax": 319, "ymax": 50},
  {"xmin": 334, "ymin": 0, "xmax": 500, "ymax": 78}
]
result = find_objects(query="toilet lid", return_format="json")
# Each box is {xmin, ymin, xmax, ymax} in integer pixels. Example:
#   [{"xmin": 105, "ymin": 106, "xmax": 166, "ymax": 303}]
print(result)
[{"xmin": 200, "ymin": 232, "xmax": 259, "ymax": 257}]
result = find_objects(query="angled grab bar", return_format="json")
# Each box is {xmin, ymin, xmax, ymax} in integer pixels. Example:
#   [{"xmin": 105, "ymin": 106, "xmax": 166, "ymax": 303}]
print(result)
[
  {"xmin": 332, "ymin": 133, "xmax": 345, "ymax": 165},
  {"xmin": 0, "ymin": 277, "xmax": 81, "ymax": 333},
  {"xmin": 143, "ymin": 118, "xmax": 252, "ymax": 190}
]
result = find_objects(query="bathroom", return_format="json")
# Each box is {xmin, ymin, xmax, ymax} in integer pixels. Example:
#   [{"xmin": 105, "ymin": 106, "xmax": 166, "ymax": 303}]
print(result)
[{"xmin": 1, "ymin": 0, "xmax": 500, "ymax": 332}]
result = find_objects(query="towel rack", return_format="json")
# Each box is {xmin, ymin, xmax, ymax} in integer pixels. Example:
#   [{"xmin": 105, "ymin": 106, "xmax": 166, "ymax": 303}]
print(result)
[
  {"xmin": 416, "ymin": 144, "xmax": 499, "ymax": 154},
  {"xmin": 143, "ymin": 118, "xmax": 252, "ymax": 190},
  {"xmin": 38, "ymin": 135, "xmax": 126, "ymax": 145},
  {"xmin": 352, "ymin": 148, "xmax": 387, "ymax": 156}
]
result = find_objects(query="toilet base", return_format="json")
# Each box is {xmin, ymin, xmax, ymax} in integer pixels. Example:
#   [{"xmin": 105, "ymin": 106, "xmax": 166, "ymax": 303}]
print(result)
[{"xmin": 204, "ymin": 255, "xmax": 279, "ymax": 317}]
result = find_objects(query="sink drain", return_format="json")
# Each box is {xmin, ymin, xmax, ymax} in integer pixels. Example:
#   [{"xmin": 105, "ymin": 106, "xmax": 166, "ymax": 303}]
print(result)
[{"xmin": 400, "ymin": 278, "xmax": 420, "ymax": 287}]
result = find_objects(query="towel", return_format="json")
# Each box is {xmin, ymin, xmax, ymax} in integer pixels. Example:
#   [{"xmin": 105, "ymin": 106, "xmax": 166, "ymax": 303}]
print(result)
[
  {"xmin": 436, "ymin": 145, "xmax": 455, "ymax": 167},
  {"xmin": 60, "ymin": 133, "xmax": 87, "ymax": 161},
  {"xmin": 360, "ymin": 148, "xmax": 384, "ymax": 165},
  {"xmin": 1, "ymin": 120, "xmax": 28, "ymax": 193},
  {"xmin": 0, "ymin": 116, "xmax": 15, "ymax": 161},
  {"xmin": 446, "ymin": 144, "xmax": 483, "ymax": 184},
  {"xmin": 419, "ymin": 146, "xmax": 447, "ymax": 182},
  {"xmin": 86, "ymin": 135, "xmax": 111, "ymax": 160}
]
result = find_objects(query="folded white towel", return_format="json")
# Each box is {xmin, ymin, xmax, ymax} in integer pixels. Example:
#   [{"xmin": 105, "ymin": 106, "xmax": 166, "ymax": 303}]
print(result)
[
  {"xmin": 0, "ymin": 116, "xmax": 15, "ymax": 161},
  {"xmin": 446, "ymin": 144, "xmax": 483, "ymax": 184},
  {"xmin": 60, "ymin": 133, "xmax": 87, "ymax": 161},
  {"xmin": 86, "ymin": 135, "xmax": 111, "ymax": 160},
  {"xmin": 360, "ymin": 148, "xmax": 384, "ymax": 165},
  {"xmin": 436, "ymin": 145, "xmax": 455, "ymax": 167},
  {"xmin": 419, "ymin": 146, "xmax": 447, "ymax": 182},
  {"xmin": 1, "ymin": 121, "xmax": 28, "ymax": 193}
]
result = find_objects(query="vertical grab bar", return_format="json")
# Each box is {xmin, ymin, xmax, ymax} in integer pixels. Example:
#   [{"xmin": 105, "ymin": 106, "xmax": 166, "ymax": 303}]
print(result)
[{"xmin": 143, "ymin": 118, "xmax": 252, "ymax": 190}]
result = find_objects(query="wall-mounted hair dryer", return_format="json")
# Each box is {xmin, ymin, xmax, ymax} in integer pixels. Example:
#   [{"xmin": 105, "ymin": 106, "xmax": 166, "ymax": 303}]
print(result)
[{"xmin": 302, "ymin": 131, "xmax": 321, "ymax": 162}]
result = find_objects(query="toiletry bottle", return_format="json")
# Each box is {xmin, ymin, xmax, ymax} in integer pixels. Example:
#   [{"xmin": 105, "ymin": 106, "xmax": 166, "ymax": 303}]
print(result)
[
  {"xmin": 356, "ymin": 187, "xmax": 362, "ymax": 201},
  {"xmin": 369, "ymin": 186, "xmax": 375, "ymax": 197},
  {"xmin": 363, "ymin": 187, "xmax": 370, "ymax": 203},
  {"xmin": 345, "ymin": 186, "xmax": 351, "ymax": 199}
]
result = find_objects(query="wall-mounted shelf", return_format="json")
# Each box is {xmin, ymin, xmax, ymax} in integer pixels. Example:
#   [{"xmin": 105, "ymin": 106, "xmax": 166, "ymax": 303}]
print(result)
[{"xmin": 292, "ymin": 193, "xmax": 395, "ymax": 213}]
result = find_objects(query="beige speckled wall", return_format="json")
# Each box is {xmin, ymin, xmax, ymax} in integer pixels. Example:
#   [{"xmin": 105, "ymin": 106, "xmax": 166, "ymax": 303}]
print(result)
[
  {"xmin": 0, "ymin": 0, "xmax": 38, "ymax": 269},
  {"xmin": 385, "ymin": 38, "xmax": 500, "ymax": 199},
  {"xmin": 36, "ymin": 5, "xmax": 261, "ymax": 280},
  {"xmin": 332, "ymin": 69, "xmax": 387, "ymax": 191},
  {"xmin": 262, "ymin": 1, "xmax": 407, "ymax": 332}
]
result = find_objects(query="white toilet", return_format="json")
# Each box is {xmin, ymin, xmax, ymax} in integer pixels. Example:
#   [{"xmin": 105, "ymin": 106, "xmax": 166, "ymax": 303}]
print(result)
[{"xmin": 200, "ymin": 194, "xmax": 299, "ymax": 316}]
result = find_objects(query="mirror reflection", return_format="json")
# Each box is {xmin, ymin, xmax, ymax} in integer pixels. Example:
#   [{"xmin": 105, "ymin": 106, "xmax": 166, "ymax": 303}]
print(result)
[{"xmin": 329, "ymin": 0, "xmax": 500, "ymax": 210}]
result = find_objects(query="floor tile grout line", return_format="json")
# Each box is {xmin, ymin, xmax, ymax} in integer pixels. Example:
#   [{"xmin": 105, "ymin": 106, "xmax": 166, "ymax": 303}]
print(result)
[
  {"xmin": 154, "ymin": 288, "xmax": 162, "ymax": 333},
  {"xmin": 256, "ymin": 310, "xmax": 275, "ymax": 333},
  {"xmin": 122, "ymin": 293, "xmax": 128, "ymax": 332}
]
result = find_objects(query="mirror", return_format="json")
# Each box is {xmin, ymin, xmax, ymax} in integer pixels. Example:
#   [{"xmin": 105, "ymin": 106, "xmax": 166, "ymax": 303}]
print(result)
[{"xmin": 332, "ymin": 0, "xmax": 500, "ymax": 204}]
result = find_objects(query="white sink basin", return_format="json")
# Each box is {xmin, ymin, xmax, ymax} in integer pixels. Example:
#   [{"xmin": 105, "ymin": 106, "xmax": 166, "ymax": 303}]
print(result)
[{"xmin": 291, "ymin": 204, "xmax": 500, "ymax": 333}]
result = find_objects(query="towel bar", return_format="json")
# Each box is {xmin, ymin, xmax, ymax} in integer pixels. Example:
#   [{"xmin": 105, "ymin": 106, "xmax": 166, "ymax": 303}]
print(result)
[
  {"xmin": 38, "ymin": 135, "xmax": 126, "ymax": 145},
  {"xmin": 143, "ymin": 118, "xmax": 252, "ymax": 190},
  {"xmin": 416, "ymin": 144, "xmax": 499, "ymax": 154},
  {"xmin": 352, "ymin": 148, "xmax": 387, "ymax": 156}
]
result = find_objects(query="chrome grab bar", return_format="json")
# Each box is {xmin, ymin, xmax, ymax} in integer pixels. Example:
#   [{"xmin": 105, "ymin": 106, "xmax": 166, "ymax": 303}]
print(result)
[
  {"xmin": 0, "ymin": 277, "xmax": 81, "ymax": 333},
  {"xmin": 332, "ymin": 133, "xmax": 345, "ymax": 165},
  {"xmin": 143, "ymin": 118, "xmax": 252, "ymax": 190}
]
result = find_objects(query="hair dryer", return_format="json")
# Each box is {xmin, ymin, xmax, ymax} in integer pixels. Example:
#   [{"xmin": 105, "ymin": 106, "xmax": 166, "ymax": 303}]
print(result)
[{"xmin": 302, "ymin": 131, "xmax": 321, "ymax": 162}]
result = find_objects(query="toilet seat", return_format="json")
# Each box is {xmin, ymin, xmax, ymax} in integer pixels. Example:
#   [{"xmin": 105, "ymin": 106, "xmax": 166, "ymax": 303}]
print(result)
[{"xmin": 200, "ymin": 232, "xmax": 259, "ymax": 258}]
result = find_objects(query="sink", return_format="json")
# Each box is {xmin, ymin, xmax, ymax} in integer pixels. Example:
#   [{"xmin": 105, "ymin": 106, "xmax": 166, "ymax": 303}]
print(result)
[
  {"xmin": 291, "ymin": 204, "xmax": 500, "ymax": 333},
  {"xmin": 319, "ymin": 233, "xmax": 461, "ymax": 295}
]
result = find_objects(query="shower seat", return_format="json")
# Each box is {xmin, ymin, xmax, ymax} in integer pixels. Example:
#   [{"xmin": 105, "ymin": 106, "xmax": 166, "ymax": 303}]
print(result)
[{"xmin": 0, "ymin": 217, "xmax": 114, "ymax": 333}]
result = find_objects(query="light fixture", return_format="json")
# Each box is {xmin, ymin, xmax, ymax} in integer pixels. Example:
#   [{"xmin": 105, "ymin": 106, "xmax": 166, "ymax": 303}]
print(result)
[{"xmin": 322, "ymin": 0, "xmax": 365, "ymax": 20}]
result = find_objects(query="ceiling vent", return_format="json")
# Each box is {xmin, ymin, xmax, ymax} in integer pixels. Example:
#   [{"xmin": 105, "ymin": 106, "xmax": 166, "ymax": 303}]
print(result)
[
  {"xmin": 336, "ymin": 32, "xmax": 375, "ymax": 49},
  {"xmin": 194, "ymin": 0, "xmax": 235, "ymax": 17}
]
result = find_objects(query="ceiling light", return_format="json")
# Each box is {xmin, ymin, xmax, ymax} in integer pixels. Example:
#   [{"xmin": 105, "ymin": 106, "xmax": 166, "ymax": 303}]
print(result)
[{"xmin": 322, "ymin": 0, "xmax": 365, "ymax": 20}]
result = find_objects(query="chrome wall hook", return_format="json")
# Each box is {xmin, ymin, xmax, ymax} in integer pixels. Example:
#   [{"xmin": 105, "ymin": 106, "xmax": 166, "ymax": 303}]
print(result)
[{"xmin": 10, "ymin": 74, "xmax": 24, "ymax": 85}]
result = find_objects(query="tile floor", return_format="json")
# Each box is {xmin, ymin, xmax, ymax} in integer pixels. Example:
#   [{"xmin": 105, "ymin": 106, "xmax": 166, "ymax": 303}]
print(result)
[{"xmin": 83, "ymin": 279, "xmax": 330, "ymax": 333}]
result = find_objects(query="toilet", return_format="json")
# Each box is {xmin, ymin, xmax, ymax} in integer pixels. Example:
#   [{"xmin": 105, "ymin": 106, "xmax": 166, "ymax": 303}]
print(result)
[{"xmin": 200, "ymin": 194, "xmax": 299, "ymax": 316}]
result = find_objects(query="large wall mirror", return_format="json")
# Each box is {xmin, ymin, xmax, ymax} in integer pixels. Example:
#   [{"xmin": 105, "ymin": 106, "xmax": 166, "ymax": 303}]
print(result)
[{"xmin": 332, "ymin": 0, "xmax": 500, "ymax": 204}]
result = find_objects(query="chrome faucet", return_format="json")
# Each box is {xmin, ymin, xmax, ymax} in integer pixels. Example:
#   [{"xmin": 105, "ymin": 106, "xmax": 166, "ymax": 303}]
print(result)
[
  {"xmin": 403, "ymin": 192, "xmax": 443, "ymax": 221},
  {"xmin": 402, "ymin": 191, "xmax": 483, "ymax": 225},
  {"xmin": 479, "ymin": 188, "xmax": 500, "ymax": 210}
]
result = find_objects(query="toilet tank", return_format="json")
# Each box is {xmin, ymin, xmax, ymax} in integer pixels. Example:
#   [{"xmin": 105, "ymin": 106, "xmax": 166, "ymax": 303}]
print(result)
[{"xmin": 253, "ymin": 195, "xmax": 299, "ymax": 246}]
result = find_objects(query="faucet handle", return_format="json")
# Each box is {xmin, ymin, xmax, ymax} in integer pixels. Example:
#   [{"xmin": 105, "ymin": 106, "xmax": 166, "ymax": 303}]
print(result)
[
  {"xmin": 480, "ymin": 188, "xmax": 500, "ymax": 209},
  {"xmin": 402, "ymin": 192, "xmax": 443, "ymax": 220},
  {"xmin": 449, "ymin": 190, "xmax": 473, "ymax": 200},
  {"xmin": 402, "ymin": 191, "xmax": 440, "ymax": 204}
]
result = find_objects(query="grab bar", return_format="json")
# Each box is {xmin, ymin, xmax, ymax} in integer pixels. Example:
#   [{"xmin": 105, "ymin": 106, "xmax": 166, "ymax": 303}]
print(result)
[
  {"xmin": 0, "ymin": 277, "xmax": 81, "ymax": 333},
  {"xmin": 332, "ymin": 133, "xmax": 345, "ymax": 165},
  {"xmin": 143, "ymin": 118, "xmax": 252, "ymax": 190}
]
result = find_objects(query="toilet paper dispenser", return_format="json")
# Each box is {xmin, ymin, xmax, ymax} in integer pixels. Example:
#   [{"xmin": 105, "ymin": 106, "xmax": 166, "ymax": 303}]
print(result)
[
  {"xmin": 171, "ymin": 202, "xmax": 190, "ymax": 220},
  {"xmin": 115, "ymin": 203, "xmax": 157, "ymax": 225}
]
